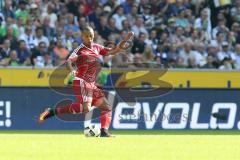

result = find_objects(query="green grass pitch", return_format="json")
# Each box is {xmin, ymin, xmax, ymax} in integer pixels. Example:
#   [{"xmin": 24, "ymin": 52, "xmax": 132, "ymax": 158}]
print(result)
[{"xmin": 0, "ymin": 130, "xmax": 240, "ymax": 160}]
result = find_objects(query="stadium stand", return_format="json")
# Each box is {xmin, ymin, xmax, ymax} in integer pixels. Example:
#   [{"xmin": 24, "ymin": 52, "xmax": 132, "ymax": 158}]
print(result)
[{"xmin": 0, "ymin": 0, "xmax": 240, "ymax": 69}]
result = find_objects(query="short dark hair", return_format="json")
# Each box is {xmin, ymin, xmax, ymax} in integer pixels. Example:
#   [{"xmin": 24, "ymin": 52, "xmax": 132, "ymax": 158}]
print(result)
[
  {"xmin": 39, "ymin": 41, "xmax": 46, "ymax": 47},
  {"xmin": 82, "ymin": 25, "xmax": 94, "ymax": 34},
  {"xmin": 216, "ymin": 31, "xmax": 224, "ymax": 37},
  {"xmin": 18, "ymin": 39, "xmax": 26, "ymax": 44},
  {"xmin": 36, "ymin": 27, "xmax": 43, "ymax": 32}
]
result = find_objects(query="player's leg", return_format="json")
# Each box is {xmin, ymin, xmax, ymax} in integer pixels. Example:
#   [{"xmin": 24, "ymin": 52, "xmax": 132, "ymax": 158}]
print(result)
[
  {"xmin": 38, "ymin": 101, "xmax": 93, "ymax": 123},
  {"xmin": 38, "ymin": 79, "xmax": 92, "ymax": 123},
  {"xmin": 93, "ymin": 93, "xmax": 113, "ymax": 137}
]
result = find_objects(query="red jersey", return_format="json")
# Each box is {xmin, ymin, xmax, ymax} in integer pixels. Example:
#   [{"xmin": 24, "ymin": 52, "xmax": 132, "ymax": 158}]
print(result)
[{"xmin": 69, "ymin": 43, "xmax": 110, "ymax": 82}]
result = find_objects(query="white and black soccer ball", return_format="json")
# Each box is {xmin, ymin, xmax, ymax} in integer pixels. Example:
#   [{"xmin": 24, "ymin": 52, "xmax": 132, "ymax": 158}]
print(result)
[{"xmin": 84, "ymin": 124, "xmax": 101, "ymax": 137}]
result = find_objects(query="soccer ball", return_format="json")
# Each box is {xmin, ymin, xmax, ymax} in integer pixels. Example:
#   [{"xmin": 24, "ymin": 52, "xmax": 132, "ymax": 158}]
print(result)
[{"xmin": 84, "ymin": 124, "xmax": 101, "ymax": 137}]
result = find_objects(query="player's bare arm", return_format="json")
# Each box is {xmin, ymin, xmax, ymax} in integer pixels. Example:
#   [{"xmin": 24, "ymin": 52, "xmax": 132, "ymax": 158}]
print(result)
[
  {"xmin": 66, "ymin": 57, "xmax": 76, "ymax": 70},
  {"xmin": 66, "ymin": 55, "xmax": 77, "ymax": 76}
]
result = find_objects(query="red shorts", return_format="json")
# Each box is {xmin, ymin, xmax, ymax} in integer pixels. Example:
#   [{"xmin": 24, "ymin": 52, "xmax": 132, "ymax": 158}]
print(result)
[{"xmin": 72, "ymin": 79, "xmax": 105, "ymax": 106}]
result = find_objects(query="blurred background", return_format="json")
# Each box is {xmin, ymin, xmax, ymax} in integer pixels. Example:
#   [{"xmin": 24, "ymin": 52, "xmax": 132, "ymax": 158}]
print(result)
[{"xmin": 0, "ymin": 0, "xmax": 239, "ymax": 69}]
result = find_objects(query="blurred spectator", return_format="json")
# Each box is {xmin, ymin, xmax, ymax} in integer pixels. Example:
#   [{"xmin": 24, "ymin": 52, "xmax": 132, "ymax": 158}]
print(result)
[
  {"xmin": 126, "ymin": 3, "xmax": 138, "ymax": 26},
  {"xmin": 176, "ymin": 57, "xmax": 186, "ymax": 68},
  {"xmin": 131, "ymin": 32, "xmax": 146, "ymax": 55},
  {"xmin": 152, "ymin": 54, "xmax": 163, "ymax": 68},
  {"xmin": 70, "ymin": 41, "xmax": 80, "ymax": 53},
  {"xmin": 154, "ymin": 43, "xmax": 168, "ymax": 65},
  {"xmin": 219, "ymin": 57, "xmax": 234, "ymax": 70},
  {"xmin": 62, "ymin": 29, "xmax": 75, "ymax": 51},
  {"xmin": 132, "ymin": 53, "xmax": 146, "ymax": 68},
  {"xmin": 121, "ymin": 0, "xmax": 135, "ymax": 14},
  {"xmin": 121, "ymin": 19, "xmax": 131, "ymax": 32},
  {"xmin": 194, "ymin": 8, "xmax": 211, "ymax": 38},
  {"xmin": 192, "ymin": 43, "xmax": 207, "ymax": 67},
  {"xmin": 15, "ymin": 0, "xmax": 28, "ymax": 24},
  {"xmin": 217, "ymin": 41, "xmax": 236, "ymax": 62},
  {"xmin": 230, "ymin": 0, "xmax": 240, "ymax": 23},
  {"xmin": 176, "ymin": 9, "xmax": 190, "ymax": 29},
  {"xmin": 77, "ymin": 4, "xmax": 87, "ymax": 19},
  {"xmin": 0, "ymin": 17, "xmax": 19, "ymax": 39},
  {"xmin": 25, "ymin": 18, "xmax": 36, "ymax": 34},
  {"xmin": 143, "ymin": 45, "xmax": 155, "ymax": 66},
  {"xmin": 17, "ymin": 17, "xmax": 25, "ymax": 36},
  {"xmin": 33, "ymin": 27, "xmax": 49, "ymax": 48},
  {"xmin": 131, "ymin": 16, "xmax": 148, "ymax": 37},
  {"xmin": 150, "ymin": 0, "xmax": 161, "ymax": 15},
  {"xmin": 66, "ymin": 0, "xmax": 79, "ymax": 16},
  {"xmin": 0, "ymin": 39, "xmax": 11, "ymax": 60},
  {"xmin": 170, "ymin": 26, "xmax": 186, "ymax": 45},
  {"xmin": 94, "ymin": 30, "xmax": 105, "ymax": 45},
  {"xmin": 31, "ymin": 42, "xmax": 48, "ymax": 67},
  {"xmin": 64, "ymin": 13, "xmax": 79, "ymax": 33},
  {"xmin": 1, "ymin": 0, "xmax": 15, "ymax": 19},
  {"xmin": 212, "ymin": 16, "xmax": 229, "ymax": 39},
  {"xmin": 159, "ymin": 0, "xmax": 173, "ymax": 19},
  {"xmin": 230, "ymin": 22, "xmax": 240, "ymax": 44},
  {"xmin": 78, "ymin": 16, "xmax": 88, "ymax": 30},
  {"xmin": 29, "ymin": 3, "xmax": 41, "ymax": 26},
  {"xmin": 96, "ymin": 15, "xmax": 110, "ymax": 40},
  {"xmin": 6, "ymin": 50, "xmax": 20, "ymax": 67},
  {"xmin": 108, "ymin": 17, "xmax": 120, "ymax": 34},
  {"xmin": 141, "ymin": 5, "xmax": 155, "ymax": 30},
  {"xmin": 165, "ymin": 17, "xmax": 177, "ymax": 36},
  {"xmin": 0, "ymin": 26, "xmax": 18, "ymax": 49},
  {"xmin": 179, "ymin": 41, "xmax": 195, "ymax": 67},
  {"xmin": 16, "ymin": 40, "xmax": 31, "ymax": 65},
  {"xmin": 168, "ymin": 43, "xmax": 179, "ymax": 62},
  {"xmin": 41, "ymin": 3, "xmax": 57, "ymax": 29},
  {"xmin": 210, "ymin": 31, "xmax": 225, "ymax": 51},
  {"xmin": 202, "ymin": 55, "xmax": 216, "ymax": 69},
  {"xmin": 104, "ymin": 0, "xmax": 117, "ymax": 9},
  {"xmin": 18, "ymin": 26, "xmax": 35, "ymax": 49},
  {"xmin": 235, "ymin": 44, "xmax": 240, "ymax": 69},
  {"xmin": 44, "ymin": 54, "xmax": 53, "ymax": 67},
  {"xmin": 138, "ymin": 0, "xmax": 148, "ymax": 14},
  {"xmin": 42, "ymin": 16, "xmax": 55, "ymax": 41},
  {"xmin": 88, "ymin": 5, "xmax": 102, "ymax": 29},
  {"xmin": 53, "ymin": 38, "xmax": 69, "ymax": 65},
  {"xmin": 145, "ymin": 29, "xmax": 159, "ymax": 51},
  {"xmin": 188, "ymin": 57, "xmax": 198, "ymax": 68},
  {"xmin": 112, "ymin": 5, "xmax": 127, "ymax": 30},
  {"xmin": 160, "ymin": 0, "xmax": 187, "ymax": 19}
]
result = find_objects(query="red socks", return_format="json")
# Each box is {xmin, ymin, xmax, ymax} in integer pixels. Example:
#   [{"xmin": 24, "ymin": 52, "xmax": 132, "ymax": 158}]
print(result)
[
  {"xmin": 100, "ymin": 110, "xmax": 112, "ymax": 129},
  {"xmin": 56, "ymin": 103, "xmax": 84, "ymax": 114}
]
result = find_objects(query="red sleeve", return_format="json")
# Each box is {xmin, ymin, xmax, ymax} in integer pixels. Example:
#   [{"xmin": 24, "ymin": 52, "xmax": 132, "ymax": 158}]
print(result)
[{"xmin": 97, "ymin": 44, "xmax": 110, "ymax": 56}]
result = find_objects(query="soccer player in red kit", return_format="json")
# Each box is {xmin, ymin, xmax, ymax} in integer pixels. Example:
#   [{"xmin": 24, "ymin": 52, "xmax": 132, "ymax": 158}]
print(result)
[{"xmin": 38, "ymin": 26, "xmax": 134, "ymax": 137}]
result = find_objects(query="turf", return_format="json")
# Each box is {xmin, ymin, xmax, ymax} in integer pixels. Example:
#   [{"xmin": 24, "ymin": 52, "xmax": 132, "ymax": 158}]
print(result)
[{"xmin": 0, "ymin": 130, "xmax": 240, "ymax": 160}]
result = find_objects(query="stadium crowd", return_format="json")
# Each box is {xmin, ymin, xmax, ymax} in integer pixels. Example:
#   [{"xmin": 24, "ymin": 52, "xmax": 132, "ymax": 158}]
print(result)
[{"xmin": 0, "ymin": 0, "xmax": 240, "ymax": 69}]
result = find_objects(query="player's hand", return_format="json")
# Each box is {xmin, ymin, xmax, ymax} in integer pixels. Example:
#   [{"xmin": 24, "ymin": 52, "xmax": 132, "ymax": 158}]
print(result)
[
  {"xmin": 119, "ymin": 32, "xmax": 134, "ymax": 50},
  {"xmin": 123, "ymin": 31, "xmax": 134, "ymax": 41},
  {"xmin": 70, "ymin": 70, "xmax": 76, "ymax": 77}
]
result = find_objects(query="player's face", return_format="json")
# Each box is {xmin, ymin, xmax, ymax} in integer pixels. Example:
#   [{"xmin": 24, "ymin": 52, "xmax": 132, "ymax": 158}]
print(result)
[{"xmin": 82, "ymin": 30, "xmax": 94, "ymax": 47}]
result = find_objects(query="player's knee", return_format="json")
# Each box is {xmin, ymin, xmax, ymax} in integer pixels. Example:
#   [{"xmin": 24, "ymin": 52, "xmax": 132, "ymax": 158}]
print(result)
[
  {"xmin": 107, "ymin": 105, "xmax": 112, "ymax": 111},
  {"xmin": 102, "ymin": 104, "xmax": 112, "ymax": 112}
]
